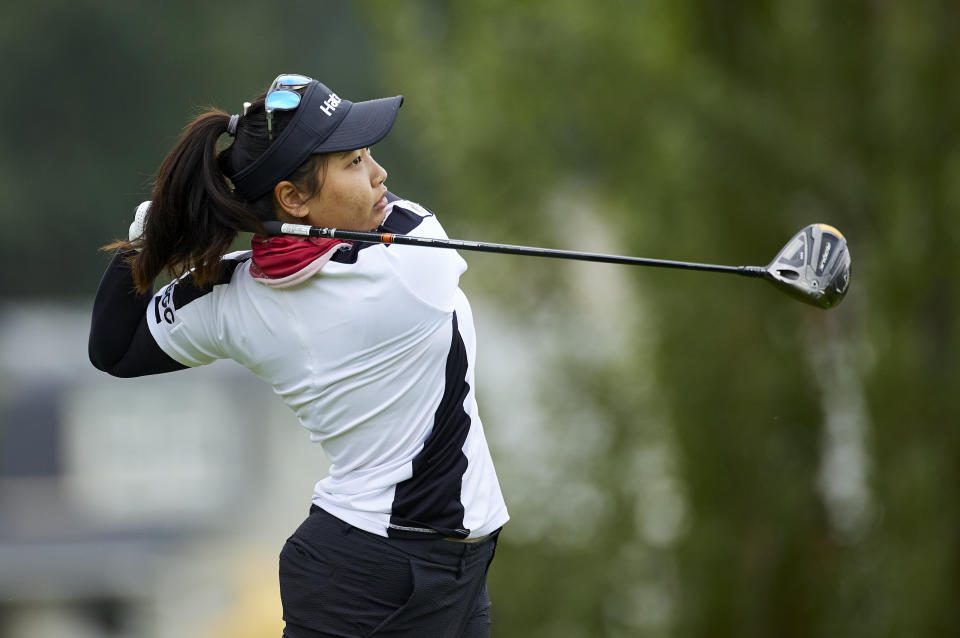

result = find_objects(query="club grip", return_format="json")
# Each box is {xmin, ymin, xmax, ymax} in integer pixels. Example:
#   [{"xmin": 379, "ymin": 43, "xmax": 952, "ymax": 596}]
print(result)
[{"xmin": 262, "ymin": 221, "xmax": 313, "ymax": 236}]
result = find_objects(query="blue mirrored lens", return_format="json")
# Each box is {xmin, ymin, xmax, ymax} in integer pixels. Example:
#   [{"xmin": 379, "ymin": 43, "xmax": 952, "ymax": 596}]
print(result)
[
  {"xmin": 275, "ymin": 74, "xmax": 312, "ymax": 88},
  {"xmin": 265, "ymin": 89, "xmax": 301, "ymax": 111}
]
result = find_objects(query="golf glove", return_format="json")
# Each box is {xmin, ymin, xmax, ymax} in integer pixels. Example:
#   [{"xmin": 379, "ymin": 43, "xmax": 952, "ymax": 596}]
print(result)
[{"xmin": 129, "ymin": 200, "xmax": 151, "ymax": 243}]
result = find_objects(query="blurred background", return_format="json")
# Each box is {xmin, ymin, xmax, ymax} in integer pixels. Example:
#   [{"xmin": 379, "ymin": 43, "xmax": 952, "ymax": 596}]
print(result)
[{"xmin": 1, "ymin": 1, "xmax": 957, "ymax": 636}]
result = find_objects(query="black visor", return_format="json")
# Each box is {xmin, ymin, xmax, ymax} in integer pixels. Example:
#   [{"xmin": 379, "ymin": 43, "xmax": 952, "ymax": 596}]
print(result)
[{"xmin": 231, "ymin": 81, "xmax": 403, "ymax": 201}]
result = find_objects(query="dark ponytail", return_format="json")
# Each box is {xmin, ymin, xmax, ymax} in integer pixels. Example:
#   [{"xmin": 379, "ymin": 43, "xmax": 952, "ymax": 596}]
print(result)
[{"xmin": 107, "ymin": 92, "xmax": 327, "ymax": 294}]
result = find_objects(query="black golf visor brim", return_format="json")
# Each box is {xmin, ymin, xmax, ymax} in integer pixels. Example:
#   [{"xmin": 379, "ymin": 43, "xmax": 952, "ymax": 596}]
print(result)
[{"xmin": 312, "ymin": 95, "xmax": 404, "ymax": 155}]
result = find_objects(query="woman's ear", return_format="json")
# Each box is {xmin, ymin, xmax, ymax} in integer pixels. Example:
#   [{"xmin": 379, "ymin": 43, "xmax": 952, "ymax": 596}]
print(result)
[{"xmin": 274, "ymin": 181, "xmax": 309, "ymax": 218}]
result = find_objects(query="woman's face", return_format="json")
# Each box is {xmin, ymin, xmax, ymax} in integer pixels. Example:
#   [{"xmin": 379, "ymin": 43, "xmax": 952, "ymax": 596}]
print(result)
[{"xmin": 302, "ymin": 147, "xmax": 389, "ymax": 231}]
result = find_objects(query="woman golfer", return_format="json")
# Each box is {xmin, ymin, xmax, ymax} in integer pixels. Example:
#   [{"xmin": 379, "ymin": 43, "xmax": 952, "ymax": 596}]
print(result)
[{"xmin": 89, "ymin": 73, "xmax": 509, "ymax": 637}]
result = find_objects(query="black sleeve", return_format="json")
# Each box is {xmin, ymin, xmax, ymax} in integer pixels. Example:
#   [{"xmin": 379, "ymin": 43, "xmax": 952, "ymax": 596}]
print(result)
[{"xmin": 88, "ymin": 251, "xmax": 187, "ymax": 378}]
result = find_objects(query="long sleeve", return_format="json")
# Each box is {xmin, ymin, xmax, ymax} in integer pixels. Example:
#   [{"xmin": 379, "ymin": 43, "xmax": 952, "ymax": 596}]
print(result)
[{"xmin": 88, "ymin": 251, "xmax": 186, "ymax": 377}]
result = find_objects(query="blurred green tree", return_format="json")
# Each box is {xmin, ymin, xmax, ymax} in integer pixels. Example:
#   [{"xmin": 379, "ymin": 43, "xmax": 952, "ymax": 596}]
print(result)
[{"xmin": 363, "ymin": 1, "xmax": 960, "ymax": 636}]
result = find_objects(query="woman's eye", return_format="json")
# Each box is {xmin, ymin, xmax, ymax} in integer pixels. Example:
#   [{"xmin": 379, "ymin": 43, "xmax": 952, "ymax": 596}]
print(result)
[{"xmin": 350, "ymin": 148, "xmax": 371, "ymax": 166}]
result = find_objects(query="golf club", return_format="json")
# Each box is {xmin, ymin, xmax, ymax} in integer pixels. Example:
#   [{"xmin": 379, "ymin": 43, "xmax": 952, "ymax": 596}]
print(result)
[{"xmin": 261, "ymin": 221, "xmax": 851, "ymax": 309}]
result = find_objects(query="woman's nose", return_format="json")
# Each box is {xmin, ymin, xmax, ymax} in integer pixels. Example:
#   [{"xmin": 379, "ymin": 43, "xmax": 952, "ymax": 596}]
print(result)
[{"xmin": 371, "ymin": 157, "xmax": 387, "ymax": 185}]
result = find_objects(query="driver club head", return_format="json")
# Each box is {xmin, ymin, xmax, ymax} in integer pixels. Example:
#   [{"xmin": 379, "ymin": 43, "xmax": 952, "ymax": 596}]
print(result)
[{"xmin": 764, "ymin": 223, "xmax": 851, "ymax": 309}]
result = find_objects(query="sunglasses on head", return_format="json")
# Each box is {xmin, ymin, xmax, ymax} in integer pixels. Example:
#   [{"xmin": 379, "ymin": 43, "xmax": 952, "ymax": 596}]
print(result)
[{"xmin": 265, "ymin": 74, "xmax": 313, "ymax": 140}]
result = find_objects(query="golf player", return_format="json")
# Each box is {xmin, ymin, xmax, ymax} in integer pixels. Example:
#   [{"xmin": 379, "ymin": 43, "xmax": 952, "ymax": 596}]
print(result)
[{"xmin": 89, "ymin": 74, "xmax": 509, "ymax": 637}]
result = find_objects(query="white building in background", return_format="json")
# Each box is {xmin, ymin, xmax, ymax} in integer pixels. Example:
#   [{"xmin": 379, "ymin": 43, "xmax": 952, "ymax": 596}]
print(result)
[{"xmin": 0, "ymin": 302, "xmax": 331, "ymax": 638}]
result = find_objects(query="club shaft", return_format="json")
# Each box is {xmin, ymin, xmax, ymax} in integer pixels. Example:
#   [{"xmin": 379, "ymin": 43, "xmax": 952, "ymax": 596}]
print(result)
[{"xmin": 262, "ymin": 222, "xmax": 767, "ymax": 278}]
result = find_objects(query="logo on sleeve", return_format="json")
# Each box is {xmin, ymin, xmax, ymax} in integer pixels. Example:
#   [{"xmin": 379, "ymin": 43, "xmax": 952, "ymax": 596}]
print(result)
[{"xmin": 154, "ymin": 283, "xmax": 177, "ymax": 325}]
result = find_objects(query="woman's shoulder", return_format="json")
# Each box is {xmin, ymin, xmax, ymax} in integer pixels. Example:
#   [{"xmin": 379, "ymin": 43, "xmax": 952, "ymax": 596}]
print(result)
[
  {"xmin": 386, "ymin": 193, "xmax": 431, "ymax": 217},
  {"xmin": 383, "ymin": 194, "xmax": 446, "ymax": 236}
]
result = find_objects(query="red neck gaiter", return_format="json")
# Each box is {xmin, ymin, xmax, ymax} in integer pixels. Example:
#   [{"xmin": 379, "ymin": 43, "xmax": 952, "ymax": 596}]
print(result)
[{"xmin": 249, "ymin": 234, "xmax": 350, "ymax": 287}]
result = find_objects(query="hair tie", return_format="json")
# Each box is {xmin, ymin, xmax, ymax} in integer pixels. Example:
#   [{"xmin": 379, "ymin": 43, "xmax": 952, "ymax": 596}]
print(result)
[{"xmin": 227, "ymin": 114, "xmax": 240, "ymax": 136}]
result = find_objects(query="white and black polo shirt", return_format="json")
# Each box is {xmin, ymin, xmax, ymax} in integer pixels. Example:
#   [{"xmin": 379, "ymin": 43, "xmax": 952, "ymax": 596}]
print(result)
[{"xmin": 147, "ymin": 198, "xmax": 509, "ymax": 539}]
